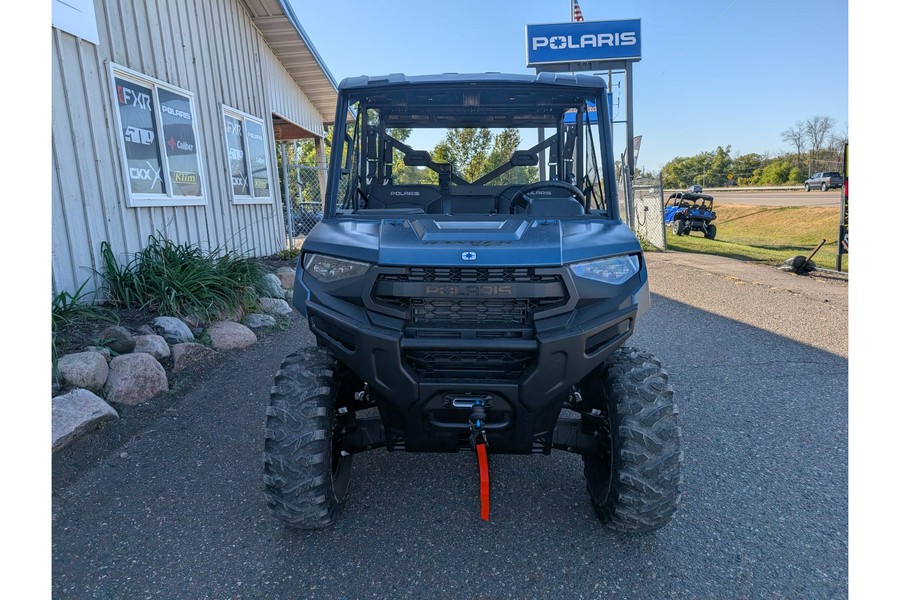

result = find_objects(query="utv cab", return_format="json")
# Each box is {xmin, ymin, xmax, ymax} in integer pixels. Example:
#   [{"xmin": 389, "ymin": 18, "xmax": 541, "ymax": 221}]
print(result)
[{"xmin": 665, "ymin": 191, "xmax": 717, "ymax": 239}]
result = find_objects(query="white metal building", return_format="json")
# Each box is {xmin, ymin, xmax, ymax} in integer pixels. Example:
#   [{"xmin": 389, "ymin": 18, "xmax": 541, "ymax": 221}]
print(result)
[{"xmin": 51, "ymin": 0, "xmax": 336, "ymax": 296}]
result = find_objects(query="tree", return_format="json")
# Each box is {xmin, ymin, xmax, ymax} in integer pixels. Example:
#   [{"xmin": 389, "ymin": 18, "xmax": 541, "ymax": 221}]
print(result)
[
  {"xmin": 431, "ymin": 127, "xmax": 534, "ymax": 184},
  {"xmin": 804, "ymin": 115, "xmax": 835, "ymax": 174},
  {"xmin": 780, "ymin": 120, "xmax": 806, "ymax": 169}
]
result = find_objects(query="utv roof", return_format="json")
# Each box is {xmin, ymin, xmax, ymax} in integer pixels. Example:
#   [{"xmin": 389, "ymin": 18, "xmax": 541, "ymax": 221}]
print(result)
[
  {"xmin": 338, "ymin": 72, "xmax": 609, "ymax": 92},
  {"xmin": 336, "ymin": 73, "xmax": 609, "ymax": 128},
  {"xmin": 668, "ymin": 191, "xmax": 714, "ymax": 202}
]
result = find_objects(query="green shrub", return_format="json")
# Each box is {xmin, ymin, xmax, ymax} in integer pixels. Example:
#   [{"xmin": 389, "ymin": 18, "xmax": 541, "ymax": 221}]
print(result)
[{"xmin": 99, "ymin": 234, "xmax": 264, "ymax": 322}]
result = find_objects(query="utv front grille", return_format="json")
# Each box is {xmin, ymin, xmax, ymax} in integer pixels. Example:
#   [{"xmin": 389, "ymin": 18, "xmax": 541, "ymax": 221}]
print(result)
[
  {"xmin": 372, "ymin": 267, "xmax": 568, "ymax": 381},
  {"xmin": 405, "ymin": 350, "xmax": 532, "ymax": 380}
]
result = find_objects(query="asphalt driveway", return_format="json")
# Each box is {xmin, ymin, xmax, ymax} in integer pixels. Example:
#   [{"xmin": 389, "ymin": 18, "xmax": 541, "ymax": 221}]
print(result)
[{"xmin": 52, "ymin": 253, "xmax": 848, "ymax": 598}]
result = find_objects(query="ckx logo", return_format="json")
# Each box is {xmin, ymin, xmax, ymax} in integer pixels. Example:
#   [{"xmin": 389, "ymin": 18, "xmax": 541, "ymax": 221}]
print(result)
[
  {"xmin": 117, "ymin": 84, "xmax": 151, "ymax": 110},
  {"xmin": 532, "ymin": 31, "xmax": 637, "ymax": 51},
  {"xmin": 232, "ymin": 174, "xmax": 248, "ymax": 189},
  {"xmin": 129, "ymin": 163, "xmax": 162, "ymax": 188},
  {"xmin": 124, "ymin": 126, "xmax": 154, "ymax": 145}
]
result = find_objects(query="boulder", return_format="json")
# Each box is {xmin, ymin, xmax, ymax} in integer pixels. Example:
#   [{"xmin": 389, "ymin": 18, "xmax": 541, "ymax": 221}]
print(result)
[
  {"xmin": 256, "ymin": 273, "xmax": 285, "ymax": 299},
  {"xmin": 85, "ymin": 346, "xmax": 113, "ymax": 363},
  {"xmin": 206, "ymin": 321, "xmax": 257, "ymax": 350},
  {"xmin": 172, "ymin": 342, "xmax": 218, "ymax": 373},
  {"xmin": 258, "ymin": 297, "xmax": 293, "ymax": 318},
  {"xmin": 243, "ymin": 313, "xmax": 277, "ymax": 330},
  {"xmin": 103, "ymin": 353, "xmax": 169, "ymax": 405},
  {"xmin": 151, "ymin": 316, "xmax": 195, "ymax": 344},
  {"xmin": 52, "ymin": 389, "xmax": 118, "ymax": 452},
  {"xmin": 98, "ymin": 325, "xmax": 135, "ymax": 354},
  {"xmin": 284, "ymin": 289, "xmax": 293, "ymax": 303},
  {"xmin": 56, "ymin": 351, "xmax": 109, "ymax": 393},
  {"xmin": 133, "ymin": 334, "xmax": 171, "ymax": 361},
  {"xmin": 275, "ymin": 267, "xmax": 296, "ymax": 289},
  {"xmin": 219, "ymin": 305, "xmax": 246, "ymax": 323},
  {"xmin": 779, "ymin": 255, "xmax": 817, "ymax": 274}
]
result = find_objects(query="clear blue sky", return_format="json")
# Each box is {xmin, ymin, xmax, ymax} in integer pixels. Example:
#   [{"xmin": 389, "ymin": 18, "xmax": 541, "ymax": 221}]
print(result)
[{"xmin": 289, "ymin": 0, "xmax": 848, "ymax": 172}]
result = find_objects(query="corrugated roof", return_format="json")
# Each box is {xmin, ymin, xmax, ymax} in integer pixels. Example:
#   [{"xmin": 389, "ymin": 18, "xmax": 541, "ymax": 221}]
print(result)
[{"xmin": 241, "ymin": 0, "xmax": 338, "ymax": 123}]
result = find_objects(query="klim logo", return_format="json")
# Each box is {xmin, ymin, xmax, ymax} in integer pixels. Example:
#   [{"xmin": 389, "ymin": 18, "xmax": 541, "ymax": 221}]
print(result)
[{"xmin": 532, "ymin": 32, "xmax": 637, "ymax": 51}]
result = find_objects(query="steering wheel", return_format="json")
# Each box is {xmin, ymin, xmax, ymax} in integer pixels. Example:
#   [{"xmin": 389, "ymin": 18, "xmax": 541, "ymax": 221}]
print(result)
[{"xmin": 508, "ymin": 181, "xmax": 587, "ymax": 214}]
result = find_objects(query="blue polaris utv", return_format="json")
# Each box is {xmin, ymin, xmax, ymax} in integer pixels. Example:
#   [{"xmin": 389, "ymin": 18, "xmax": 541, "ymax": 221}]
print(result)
[
  {"xmin": 665, "ymin": 191, "xmax": 717, "ymax": 239},
  {"xmin": 264, "ymin": 73, "xmax": 682, "ymax": 532}
]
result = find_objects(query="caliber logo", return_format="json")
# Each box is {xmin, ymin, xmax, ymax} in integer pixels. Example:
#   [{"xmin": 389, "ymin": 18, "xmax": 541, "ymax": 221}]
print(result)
[
  {"xmin": 462, "ymin": 251, "xmax": 477, "ymax": 261},
  {"xmin": 167, "ymin": 136, "xmax": 194, "ymax": 152},
  {"xmin": 532, "ymin": 31, "xmax": 637, "ymax": 51},
  {"xmin": 124, "ymin": 126, "xmax": 154, "ymax": 145}
]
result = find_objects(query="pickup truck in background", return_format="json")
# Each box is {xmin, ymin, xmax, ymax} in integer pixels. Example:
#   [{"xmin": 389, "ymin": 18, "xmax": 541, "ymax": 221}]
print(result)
[{"xmin": 804, "ymin": 172, "xmax": 844, "ymax": 191}]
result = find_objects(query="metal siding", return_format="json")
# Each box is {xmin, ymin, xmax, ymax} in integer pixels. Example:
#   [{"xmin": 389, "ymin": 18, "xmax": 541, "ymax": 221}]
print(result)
[{"xmin": 52, "ymin": 0, "xmax": 326, "ymax": 296}]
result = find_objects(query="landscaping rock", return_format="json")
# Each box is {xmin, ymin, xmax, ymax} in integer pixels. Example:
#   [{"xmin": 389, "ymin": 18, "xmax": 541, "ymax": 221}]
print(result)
[
  {"xmin": 779, "ymin": 255, "xmax": 817, "ymax": 274},
  {"xmin": 275, "ymin": 267, "xmax": 296, "ymax": 289},
  {"xmin": 103, "ymin": 353, "xmax": 169, "ymax": 405},
  {"xmin": 57, "ymin": 351, "xmax": 109, "ymax": 393},
  {"xmin": 256, "ymin": 273, "xmax": 285, "ymax": 299},
  {"xmin": 151, "ymin": 316, "xmax": 195, "ymax": 344},
  {"xmin": 137, "ymin": 325, "xmax": 155, "ymax": 336},
  {"xmin": 284, "ymin": 289, "xmax": 293, "ymax": 303},
  {"xmin": 172, "ymin": 342, "xmax": 218, "ymax": 373},
  {"xmin": 133, "ymin": 334, "xmax": 171, "ymax": 361},
  {"xmin": 258, "ymin": 297, "xmax": 293, "ymax": 318},
  {"xmin": 85, "ymin": 346, "xmax": 113, "ymax": 363},
  {"xmin": 243, "ymin": 313, "xmax": 277, "ymax": 330},
  {"xmin": 219, "ymin": 305, "xmax": 246, "ymax": 323},
  {"xmin": 52, "ymin": 389, "xmax": 118, "ymax": 452},
  {"xmin": 206, "ymin": 321, "xmax": 257, "ymax": 350},
  {"xmin": 99, "ymin": 325, "xmax": 136, "ymax": 354}
]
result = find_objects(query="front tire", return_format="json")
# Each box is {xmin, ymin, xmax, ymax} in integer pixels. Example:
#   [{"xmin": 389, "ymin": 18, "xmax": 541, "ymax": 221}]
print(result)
[
  {"xmin": 704, "ymin": 224, "xmax": 717, "ymax": 239},
  {"xmin": 580, "ymin": 348, "xmax": 683, "ymax": 533},
  {"xmin": 805, "ymin": 184, "xmax": 811, "ymax": 192},
  {"xmin": 264, "ymin": 347, "xmax": 355, "ymax": 529}
]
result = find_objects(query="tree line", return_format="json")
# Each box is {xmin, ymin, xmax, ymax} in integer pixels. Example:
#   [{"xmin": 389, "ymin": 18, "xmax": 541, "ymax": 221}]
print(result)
[{"xmin": 659, "ymin": 115, "xmax": 847, "ymax": 189}]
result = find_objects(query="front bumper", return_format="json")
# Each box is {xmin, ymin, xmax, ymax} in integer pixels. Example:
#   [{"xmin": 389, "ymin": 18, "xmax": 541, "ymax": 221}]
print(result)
[{"xmin": 301, "ymin": 263, "xmax": 648, "ymax": 453}]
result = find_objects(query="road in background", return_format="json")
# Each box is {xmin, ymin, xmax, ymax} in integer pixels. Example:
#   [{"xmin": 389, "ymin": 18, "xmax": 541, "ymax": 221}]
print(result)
[
  {"xmin": 666, "ymin": 189, "xmax": 841, "ymax": 207},
  {"xmin": 52, "ymin": 255, "xmax": 848, "ymax": 598}
]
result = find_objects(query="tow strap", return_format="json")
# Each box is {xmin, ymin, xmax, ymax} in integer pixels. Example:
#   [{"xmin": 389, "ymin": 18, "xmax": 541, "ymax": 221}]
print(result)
[{"xmin": 475, "ymin": 434, "xmax": 490, "ymax": 521}]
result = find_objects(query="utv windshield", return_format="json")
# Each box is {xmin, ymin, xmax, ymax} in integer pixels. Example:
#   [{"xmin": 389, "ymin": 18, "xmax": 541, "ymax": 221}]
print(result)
[{"xmin": 327, "ymin": 79, "xmax": 617, "ymax": 219}]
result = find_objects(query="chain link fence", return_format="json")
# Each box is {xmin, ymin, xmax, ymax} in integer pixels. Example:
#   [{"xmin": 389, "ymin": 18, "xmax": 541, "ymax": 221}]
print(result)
[
  {"xmin": 631, "ymin": 175, "xmax": 666, "ymax": 250},
  {"xmin": 278, "ymin": 142, "xmax": 325, "ymax": 248}
]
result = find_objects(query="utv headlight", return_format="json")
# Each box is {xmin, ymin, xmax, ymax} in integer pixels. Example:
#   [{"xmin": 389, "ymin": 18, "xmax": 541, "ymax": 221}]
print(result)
[
  {"xmin": 304, "ymin": 253, "xmax": 371, "ymax": 283},
  {"xmin": 569, "ymin": 255, "xmax": 640, "ymax": 284}
]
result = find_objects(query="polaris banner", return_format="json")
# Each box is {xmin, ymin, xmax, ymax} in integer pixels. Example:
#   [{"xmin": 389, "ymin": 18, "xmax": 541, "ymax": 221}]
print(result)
[{"xmin": 526, "ymin": 19, "xmax": 641, "ymax": 67}]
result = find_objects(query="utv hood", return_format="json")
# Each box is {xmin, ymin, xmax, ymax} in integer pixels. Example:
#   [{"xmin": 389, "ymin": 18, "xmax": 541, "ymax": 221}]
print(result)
[{"xmin": 303, "ymin": 217, "xmax": 642, "ymax": 266}]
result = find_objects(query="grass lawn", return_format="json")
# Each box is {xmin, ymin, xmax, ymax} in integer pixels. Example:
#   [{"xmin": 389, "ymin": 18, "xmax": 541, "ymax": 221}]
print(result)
[{"xmin": 664, "ymin": 203, "xmax": 849, "ymax": 273}]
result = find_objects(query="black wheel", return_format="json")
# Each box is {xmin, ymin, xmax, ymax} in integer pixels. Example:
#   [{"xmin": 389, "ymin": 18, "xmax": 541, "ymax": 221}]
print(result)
[
  {"xmin": 821, "ymin": 182, "xmax": 827, "ymax": 192},
  {"xmin": 805, "ymin": 184, "xmax": 810, "ymax": 192},
  {"xmin": 579, "ymin": 347, "xmax": 682, "ymax": 533},
  {"xmin": 704, "ymin": 224, "xmax": 717, "ymax": 239},
  {"xmin": 264, "ymin": 347, "xmax": 356, "ymax": 529},
  {"xmin": 673, "ymin": 218, "xmax": 687, "ymax": 236}
]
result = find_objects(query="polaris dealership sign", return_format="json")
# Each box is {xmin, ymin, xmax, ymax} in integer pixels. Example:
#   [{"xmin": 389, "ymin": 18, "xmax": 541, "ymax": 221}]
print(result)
[{"xmin": 526, "ymin": 19, "xmax": 641, "ymax": 68}]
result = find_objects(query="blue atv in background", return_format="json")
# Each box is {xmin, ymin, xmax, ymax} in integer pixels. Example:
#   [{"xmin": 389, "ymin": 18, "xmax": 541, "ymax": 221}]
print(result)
[{"xmin": 665, "ymin": 191, "xmax": 717, "ymax": 239}]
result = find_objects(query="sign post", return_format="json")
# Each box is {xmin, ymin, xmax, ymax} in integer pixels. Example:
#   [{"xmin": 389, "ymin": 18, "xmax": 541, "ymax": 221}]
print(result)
[{"xmin": 526, "ymin": 18, "xmax": 642, "ymax": 225}]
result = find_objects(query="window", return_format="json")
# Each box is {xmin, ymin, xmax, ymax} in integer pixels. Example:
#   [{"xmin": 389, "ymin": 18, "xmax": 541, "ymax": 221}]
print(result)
[
  {"xmin": 222, "ymin": 107, "xmax": 273, "ymax": 203},
  {"xmin": 110, "ymin": 64, "xmax": 205, "ymax": 206}
]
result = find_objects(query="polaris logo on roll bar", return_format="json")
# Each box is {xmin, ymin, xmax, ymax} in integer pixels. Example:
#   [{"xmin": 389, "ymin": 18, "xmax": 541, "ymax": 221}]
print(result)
[
  {"xmin": 390, "ymin": 191, "xmax": 420, "ymax": 196},
  {"xmin": 532, "ymin": 31, "xmax": 637, "ymax": 51}
]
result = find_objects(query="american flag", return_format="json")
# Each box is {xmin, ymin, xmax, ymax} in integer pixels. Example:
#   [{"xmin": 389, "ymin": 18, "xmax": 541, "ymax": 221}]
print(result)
[{"xmin": 573, "ymin": 0, "xmax": 584, "ymax": 22}]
